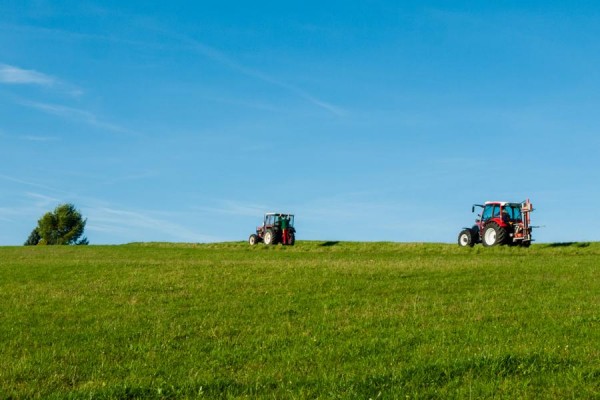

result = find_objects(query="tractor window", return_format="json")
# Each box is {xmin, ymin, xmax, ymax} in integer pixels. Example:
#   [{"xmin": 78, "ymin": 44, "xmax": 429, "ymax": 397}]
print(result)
[
  {"xmin": 481, "ymin": 205, "xmax": 493, "ymax": 221},
  {"xmin": 504, "ymin": 205, "xmax": 522, "ymax": 220},
  {"xmin": 492, "ymin": 205, "xmax": 500, "ymax": 218},
  {"xmin": 513, "ymin": 207, "xmax": 522, "ymax": 220}
]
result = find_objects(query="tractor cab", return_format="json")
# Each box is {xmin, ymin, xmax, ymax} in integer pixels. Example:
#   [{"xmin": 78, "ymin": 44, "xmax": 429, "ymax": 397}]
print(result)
[
  {"xmin": 261, "ymin": 213, "xmax": 294, "ymax": 232},
  {"xmin": 474, "ymin": 202, "xmax": 523, "ymax": 225},
  {"xmin": 249, "ymin": 213, "xmax": 296, "ymax": 246}
]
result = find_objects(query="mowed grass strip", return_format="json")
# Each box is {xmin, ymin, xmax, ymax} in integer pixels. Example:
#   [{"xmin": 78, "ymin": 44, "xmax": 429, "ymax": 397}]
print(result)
[{"xmin": 0, "ymin": 242, "xmax": 598, "ymax": 399}]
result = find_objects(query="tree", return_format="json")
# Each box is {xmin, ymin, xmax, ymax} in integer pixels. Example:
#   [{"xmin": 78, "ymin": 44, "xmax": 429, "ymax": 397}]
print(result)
[
  {"xmin": 24, "ymin": 228, "xmax": 41, "ymax": 246},
  {"xmin": 26, "ymin": 203, "xmax": 88, "ymax": 245}
]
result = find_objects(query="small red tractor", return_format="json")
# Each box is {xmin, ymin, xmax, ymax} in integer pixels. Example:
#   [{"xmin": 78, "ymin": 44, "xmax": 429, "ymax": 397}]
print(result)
[
  {"xmin": 249, "ymin": 213, "xmax": 296, "ymax": 246},
  {"xmin": 458, "ymin": 199, "xmax": 534, "ymax": 247}
]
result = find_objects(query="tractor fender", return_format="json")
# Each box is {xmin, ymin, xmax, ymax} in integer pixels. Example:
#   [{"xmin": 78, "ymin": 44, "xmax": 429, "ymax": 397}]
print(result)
[
  {"xmin": 461, "ymin": 226, "xmax": 479, "ymax": 233},
  {"xmin": 487, "ymin": 217, "xmax": 510, "ymax": 228}
]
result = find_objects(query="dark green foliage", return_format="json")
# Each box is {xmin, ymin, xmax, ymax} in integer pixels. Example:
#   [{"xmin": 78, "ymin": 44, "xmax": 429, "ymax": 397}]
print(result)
[
  {"xmin": 33, "ymin": 203, "xmax": 88, "ymax": 245},
  {"xmin": 24, "ymin": 227, "xmax": 41, "ymax": 246}
]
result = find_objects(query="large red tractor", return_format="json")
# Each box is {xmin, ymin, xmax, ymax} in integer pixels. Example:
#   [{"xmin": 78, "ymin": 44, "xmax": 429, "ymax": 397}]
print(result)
[
  {"xmin": 249, "ymin": 213, "xmax": 296, "ymax": 246},
  {"xmin": 458, "ymin": 199, "xmax": 534, "ymax": 247}
]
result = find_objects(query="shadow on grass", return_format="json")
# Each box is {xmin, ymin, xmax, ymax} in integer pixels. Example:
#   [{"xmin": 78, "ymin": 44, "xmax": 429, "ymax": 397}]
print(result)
[
  {"xmin": 320, "ymin": 241, "xmax": 340, "ymax": 247},
  {"xmin": 546, "ymin": 242, "xmax": 590, "ymax": 248}
]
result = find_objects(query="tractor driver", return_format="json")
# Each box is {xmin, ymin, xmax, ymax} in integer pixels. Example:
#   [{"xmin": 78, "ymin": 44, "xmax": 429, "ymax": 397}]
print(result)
[
  {"xmin": 281, "ymin": 216, "xmax": 289, "ymax": 245},
  {"xmin": 502, "ymin": 209, "xmax": 511, "ymax": 224}
]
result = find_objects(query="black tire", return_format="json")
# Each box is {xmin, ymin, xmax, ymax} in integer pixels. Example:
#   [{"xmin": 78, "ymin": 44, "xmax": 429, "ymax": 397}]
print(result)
[
  {"xmin": 482, "ymin": 222, "xmax": 507, "ymax": 247},
  {"xmin": 458, "ymin": 229, "xmax": 474, "ymax": 247},
  {"xmin": 249, "ymin": 234, "xmax": 258, "ymax": 245},
  {"xmin": 264, "ymin": 229, "xmax": 276, "ymax": 245},
  {"xmin": 520, "ymin": 240, "xmax": 531, "ymax": 248},
  {"xmin": 471, "ymin": 226, "xmax": 481, "ymax": 243},
  {"xmin": 288, "ymin": 233, "xmax": 295, "ymax": 246}
]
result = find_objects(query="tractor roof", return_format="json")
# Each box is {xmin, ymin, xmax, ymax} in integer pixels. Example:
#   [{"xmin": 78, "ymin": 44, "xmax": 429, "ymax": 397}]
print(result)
[
  {"xmin": 265, "ymin": 212, "xmax": 294, "ymax": 216},
  {"xmin": 484, "ymin": 201, "xmax": 521, "ymax": 206}
]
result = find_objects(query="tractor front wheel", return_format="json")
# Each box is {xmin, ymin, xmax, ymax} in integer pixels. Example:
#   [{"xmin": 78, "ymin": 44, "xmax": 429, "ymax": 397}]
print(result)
[
  {"xmin": 249, "ymin": 234, "xmax": 258, "ymax": 245},
  {"xmin": 458, "ymin": 229, "xmax": 474, "ymax": 247},
  {"xmin": 482, "ymin": 222, "xmax": 507, "ymax": 247},
  {"xmin": 264, "ymin": 229, "xmax": 276, "ymax": 245},
  {"xmin": 288, "ymin": 233, "xmax": 295, "ymax": 246}
]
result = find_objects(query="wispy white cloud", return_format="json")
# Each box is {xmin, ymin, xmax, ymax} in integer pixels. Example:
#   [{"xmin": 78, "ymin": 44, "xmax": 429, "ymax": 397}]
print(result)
[
  {"xmin": 19, "ymin": 135, "xmax": 60, "ymax": 142},
  {"xmin": 0, "ymin": 173, "xmax": 61, "ymax": 192},
  {"xmin": 16, "ymin": 100, "xmax": 140, "ymax": 136},
  {"xmin": 0, "ymin": 61, "xmax": 83, "ymax": 97},
  {"xmin": 167, "ymin": 33, "xmax": 347, "ymax": 116},
  {"xmin": 0, "ymin": 63, "xmax": 130, "ymax": 136},
  {"xmin": 2, "ymin": 23, "xmax": 344, "ymax": 115},
  {"xmin": 0, "ymin": 172, "xmax": 219, "ymax": 243},
  {"xmin": 25, "ymin": 192, "xmax": 62, "ymax": 208},
  {"xmin": 0, "ymin": 191, "xmax": 62, "ymax": 229},
  {"xmin": 0, "ymin": 63, "xmax": 56, "ymax": 86},
  {"xmin": 86, "ymin": 207, "xmax": 220, "ymax": 243},
  {"xmin": 0, "ymin": 207, "xmax": 19, "ymax": 222}
]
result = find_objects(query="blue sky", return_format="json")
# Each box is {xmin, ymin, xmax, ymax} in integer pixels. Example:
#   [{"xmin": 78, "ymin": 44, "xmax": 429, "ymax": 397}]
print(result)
[{"xmin": 1, "ymin": 1, "xmax": 599, "ymax": 245}]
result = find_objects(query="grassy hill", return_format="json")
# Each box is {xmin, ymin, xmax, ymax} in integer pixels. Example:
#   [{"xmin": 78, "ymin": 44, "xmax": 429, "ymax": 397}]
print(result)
[{"xmin": 1, "ymin": 242, "xmax": 598, "ymax": 399}]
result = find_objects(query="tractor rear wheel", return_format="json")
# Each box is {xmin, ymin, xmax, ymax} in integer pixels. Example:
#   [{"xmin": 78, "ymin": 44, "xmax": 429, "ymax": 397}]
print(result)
[
  {"xmin": 482, "ymin": 222, "xmax": 507, "ymax": 247},
  {"xmin": 458, "ymin": 229, "xmax": 474, "ymax": 247},
  {"xmin": 264, "ymin": 229, "xmax": 276, "ymax": 245},
  {"xmin": 249, "ymin": 234, "xmax": 258, "ymax": 245}
]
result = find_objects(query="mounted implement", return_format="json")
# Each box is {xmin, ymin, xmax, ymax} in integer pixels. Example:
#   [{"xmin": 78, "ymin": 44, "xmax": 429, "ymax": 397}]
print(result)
[
  {"xmin": 249, "ymin": 213, "xmax": 296, "ymax": 246},
  {"xmin": 458, "ymin": 199, "xmax": 534, "ymax": 247}
]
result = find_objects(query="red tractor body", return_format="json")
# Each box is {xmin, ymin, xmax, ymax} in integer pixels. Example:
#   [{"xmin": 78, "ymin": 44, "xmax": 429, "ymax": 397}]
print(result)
[
  {"xmin": 249, "ymin": 213, "xmax": 296, "ymax": 246},
  {"xmin": 458, "ymin": 199, "xmax": 534, "ymax": 247}
]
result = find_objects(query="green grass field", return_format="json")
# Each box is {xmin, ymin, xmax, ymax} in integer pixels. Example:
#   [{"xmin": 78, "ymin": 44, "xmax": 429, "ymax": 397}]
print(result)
[{"xmin": 1, "ymin": 242, "xmax": 598, "ymax": 399}]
